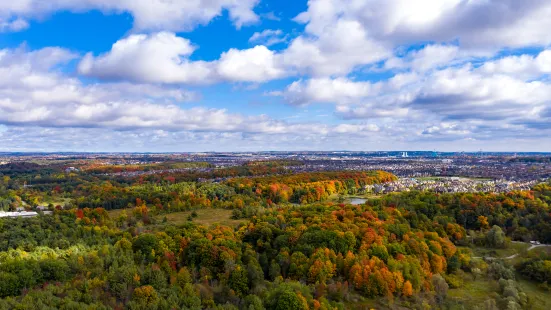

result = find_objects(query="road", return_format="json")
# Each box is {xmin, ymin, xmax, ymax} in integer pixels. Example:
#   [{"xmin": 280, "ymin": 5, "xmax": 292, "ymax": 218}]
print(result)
[{"xmin": 472, "ymin": 242, "xmax": 551, "ymax": 260}]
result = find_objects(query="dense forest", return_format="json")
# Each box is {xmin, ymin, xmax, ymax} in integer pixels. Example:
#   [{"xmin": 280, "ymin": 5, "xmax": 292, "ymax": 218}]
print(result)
[{"xmin": 0, "ymin": 161, "xmax": 550, "ymax": 309}]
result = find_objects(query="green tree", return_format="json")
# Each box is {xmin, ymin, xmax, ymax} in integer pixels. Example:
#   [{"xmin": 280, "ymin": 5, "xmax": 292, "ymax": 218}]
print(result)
[
  {"xmin": 228, "ymin": 265, "xmax": 249, "ymax": 296},
  {"xmin": 486, "ymin": 225, "xmax": 506, "ymax": 248}
]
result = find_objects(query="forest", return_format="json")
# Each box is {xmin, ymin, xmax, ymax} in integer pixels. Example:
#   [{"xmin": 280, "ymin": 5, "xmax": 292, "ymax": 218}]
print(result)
[{"xmin": 0, "ymin": 160, "xmax": 550, "ymax": 309}]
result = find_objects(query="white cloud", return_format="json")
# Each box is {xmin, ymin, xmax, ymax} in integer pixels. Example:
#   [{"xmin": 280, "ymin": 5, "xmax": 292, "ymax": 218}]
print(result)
[
  {"xmin": 0, "ymin": 0, "xmax": 260, "ymax": 32},
  {"xmin": 0, "ymin": 17, "xmax": 28, "ymax": 32},
  {"xmin": 386, "ymin": 45, "xmax": 460, "ymax": 72},
  {"xmin": 282, "ymin": 19, "xmax": 390, "ymax": 76},
  {"xmin": 217, "ymin": 46, "xmax": 286, "ymax": 83},
  {"xmin": 77, "ymin": 1, "xmax": 551, "ymax": 85},
  {"xmin": 260, "ymin": 12, "xmax": 281, "ymax": 21},
  {"xmin": 280, "ymin": 78, "xmax": 379, "ymax": 106},
  {"xmin": 79, "ymin": 33, "xmax": 288, "ymax": 84},
  {"xmin": 78, "ymin": 32, "xmax": 214, "ymax": 84},
  {"xmin": 249, "ymin": 29, "xmax": 287, "ymax": 46},
  {"xmin": 4, "ymin": 0, "xmax": 551, "ymax": 150},
  {"xmin": 409, "ymin": 65, "xmax": 551, "ymax": 121},
  {"xmin": 333, "ymin": 123, "xmax": 379, "ymax": 134},
  {"xmin": 274, "ymin": 47, "xmax": 551, "ymax": 145},
  {"xmin": 278, "ymin": 73, "xmax": 420, "ymax": 106},
  {"xmin": 297, "ymin": 0, "xmax": 551, "ymax": 50},
  {"xmin": 278, "ymin": 0, "xmax": 551, "ymax": 78},
  {"xmin": 329, "ymin": 62, "xmax": 551, "ymax": 133},
  {"xmin": 1, "ymin": 46, "xmax": 387, "ymax": 145},
  {"xmin": 478, "ymin": 49, "xmax": 551, "ymax": 80}
]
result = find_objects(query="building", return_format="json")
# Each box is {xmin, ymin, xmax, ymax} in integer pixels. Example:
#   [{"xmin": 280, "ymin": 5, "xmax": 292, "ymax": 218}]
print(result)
[
  {"xmin": 0, "ymin": 211, "xmax": 39, "ymax": 218},
  {"xmin": 65, "ymin": 167, "xmax": 79, "ymax": 173}
]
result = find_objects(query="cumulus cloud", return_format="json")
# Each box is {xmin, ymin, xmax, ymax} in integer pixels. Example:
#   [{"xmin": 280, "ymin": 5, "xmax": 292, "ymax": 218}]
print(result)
[
  {"xmin": 279, "ymin": 78, "xmax": 380, "ymax": 106},
  {"xmin": 478, "ymin": 50, "xmax": 551, "ymax": 80},
  {"xmin": 277, "ymin": 73, "xmax": 420, "ymax": 106},
  {"xmin": 249, "ymin": 29, "xmax": 287, "ymax": 46},
  {"xmin": 217, "ymin": 46, "xmax": 286, "ymax": 83},
  {"xmin": 336, "ymin": 63, "xmax": 551, "ymax": 123},
  {"xmin": 408, "ymin": 66, "xmax": 551, "ymax": 122},
  {"xmin": 0, "ymin": 0, "xmax": 259, "ymax": 32},
  {"xmin": 276, "ymin": 0, "xmax": 551, "ymax": 78},
  {"xmin": 76, "ymin": 1, "xmax": 551, "ymax": 85},
  {"xmin": 4, "ymin": 0, "xmax": 551, "ymax": 150},
  {"xmin": 79, "ymin": 33, "xmax": 287, "ymax": 84},
  {"xmin": 0, "ymin": 17, "xmax": 28, "ymax": 32},
  {"xmin": 296, "ymin": 0, "xmax": 551, "ymax": 50},
  {"xmin": 282, "ymin": 19, "xmax": 391, "ymax": 76},
  {"xmin": 385, "ymin": 45, "xmax": 462, "ymax": 72},
  {"xmin": 1, "ymin": 46, "xmax": 384, "ymax": 147},
  {"xmin": 78, "ymin": 32, "xmax": 214, "ymax": 84},
  {"xmin": 275, "ymin": 50, "xmax": 551, "ymax": 144}
]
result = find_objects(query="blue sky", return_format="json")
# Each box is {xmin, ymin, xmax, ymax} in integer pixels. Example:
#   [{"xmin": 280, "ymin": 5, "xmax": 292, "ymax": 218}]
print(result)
[{"xmin": 0, "ymin": 0, "xmax": 550, "ymax": 152}]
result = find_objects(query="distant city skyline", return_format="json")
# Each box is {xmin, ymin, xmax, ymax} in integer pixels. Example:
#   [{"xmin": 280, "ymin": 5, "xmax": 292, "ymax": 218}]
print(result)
[{"xmin": 1, "ymin": 1, "xmax": 551, "ymax": 151}]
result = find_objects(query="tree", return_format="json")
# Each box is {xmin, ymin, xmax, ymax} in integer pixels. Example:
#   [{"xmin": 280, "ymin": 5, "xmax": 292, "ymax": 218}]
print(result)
[
  {"xmin": 131, "ymin": 285, "xmax": 159, "ymax": 308},
  {"xmin": 432, "ymin": 274, "xmax": 448, "ymax": 303},
  {"xmin": 477, "ymin": 216, "xmax": 490, "ymax": 229},
  {"xmin": 482, "ymin": 298, "xmax": 499, "ymax": 310},
  {"xmin": 132, "ymin": 234, "xmax": 158, "ymax": 262},
  {"xmin": 486, "ymin": 225, "xmax": 506, "ymax": 248},
  {"xmin": 177, "ymin": 267, "xmax": 192, "ymax": 288},
  {"xmin": 402, "ymin": 280, "xmax": 413, "ymax": 297},
  {"xmin": 244, "ymin": 295, "xmax": 264, "ymax": 310},
  {"xmin": 0, "ymin": 272, "xmax": 20, "ymax": 297},
  {"xmin": 269, "ymin": 261, "xmax": 281, "ymax": 281},
  {"xmin": 229, "ymin": 265, "xmax": 249, "ymax": 296},
  {"xmin": 266, "ymin": 287, "xmax": 308, "ymax": 310}
]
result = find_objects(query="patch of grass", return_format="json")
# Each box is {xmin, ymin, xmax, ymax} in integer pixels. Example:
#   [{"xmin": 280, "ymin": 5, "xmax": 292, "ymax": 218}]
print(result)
[
  {"xmin": 328, "ymin": 194, "xmax": 382, "ymax": 202},
  {"xmin": 417, "ymin": 177, "xmax": 444, "ymax": 181},
  {"xmin": 162, "ymin": 209, "xmax": 245, "ymax": 227},
  {"xmin": 107, "ymin": 208, "xmax": 246, "ymax": 228},
  {"xmin": 510, "ymin": 245, "xmax": 551, "ymax": 269},
  {"xmin": 467, "ymin": 242, "xmax": 530, "ymax": 259},
  {"xmin": 448, "ymin": 276, "xmax": 499, "ymax": 306},
  {"xmin": 107, "ymin": 208, "xmax": 128, "ymax": 219},
  {"xmin": 517, "ymin": 277, "xmax": 551, "ymax": 309},
  {"xmin": 42, "ymin": 198, "xmax": 72, "ymax": 207}
]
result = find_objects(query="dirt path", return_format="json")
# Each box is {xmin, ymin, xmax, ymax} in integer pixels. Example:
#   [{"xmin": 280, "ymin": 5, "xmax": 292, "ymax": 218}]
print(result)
[{"xmin": 473, "ymin": 242, "xmax": 551, "ymax": 260}]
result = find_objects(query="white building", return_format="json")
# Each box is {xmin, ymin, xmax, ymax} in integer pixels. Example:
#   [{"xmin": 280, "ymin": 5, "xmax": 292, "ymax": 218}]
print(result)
[{"xmin": 0, "ymin": 211, "xmax": 39, "ymax": 218}]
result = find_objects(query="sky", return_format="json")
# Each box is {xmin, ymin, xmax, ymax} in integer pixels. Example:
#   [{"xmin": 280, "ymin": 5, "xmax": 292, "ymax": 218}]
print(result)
[{"xmin": 0, "ymin": 0, "xmax": 551, "ymax": 152}]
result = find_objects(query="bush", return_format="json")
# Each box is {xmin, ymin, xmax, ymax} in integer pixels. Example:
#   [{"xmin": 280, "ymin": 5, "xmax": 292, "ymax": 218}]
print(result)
[{"xmin": 444, "ymin": 274, "xmax": 463, "ymax": 289}]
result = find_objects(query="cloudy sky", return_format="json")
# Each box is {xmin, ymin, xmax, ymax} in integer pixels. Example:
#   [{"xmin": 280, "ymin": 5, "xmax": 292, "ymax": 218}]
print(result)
[{"xmin": 1, "ymin": 0, "xmax": 550, "ymax": 152}]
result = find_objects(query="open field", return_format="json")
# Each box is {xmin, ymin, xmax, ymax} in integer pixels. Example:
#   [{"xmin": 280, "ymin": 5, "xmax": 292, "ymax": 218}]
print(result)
[
  {"xmin": 162, "ymin": 209, "xmax": 245, "ymax": 227},
  {"xmin": 328, "ymin": 193, "xmax": 382, "ymax": 202},
  {"xmin": 42, "ymin": 197, "xmax": 72, "ymax": 207},
  {"xmin": 448, "ymin": 277, "xmax": 499, "ymax": 306},
  {"xmin": 465, "ymin": 242, "xmax": 531, "ymax": 259},
  {"xmin": 517, "ymin": 278, "xmax": 551, "ymax": 309},
  {"xmin": 107, "ymin": 208, "xmax": 246, "ymax": 227},
  {"xmin": 107, "ymin": 208, "xmax": 128, "ymax": 219}
]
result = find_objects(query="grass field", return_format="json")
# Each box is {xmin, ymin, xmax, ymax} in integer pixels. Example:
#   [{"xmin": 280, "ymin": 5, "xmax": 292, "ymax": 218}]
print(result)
[
  {"xmin": 162, "ymin": 209, "xmax": 245, "ymax": 227},
  {"xmin": 107, "ymin": 208, "xmax": 246, "ymax": 228},
  {"xmin": 328, "ymin": 193, "xmax": 381, "ymax": 202},
  {"xmin": 517, "ymin": 277, "xmax": 551, "ymax": 309},
  {"xmin": 107, "ymin": 208, "xmax": 128, "ymax": 219},
  {"xmin": 42, "ymin": 197, "xmax": 73, "ymax": 207},
  {"xmin": 417, "ymin": 177, "xmax": 445, "ymax": 181},
  {"xmin": 448, "ymin": 277, "xmax": 499, "ymax": 306},
  {"xmin": 465, "ymin": 242, "xmax": 531, "ymax": 259}
]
